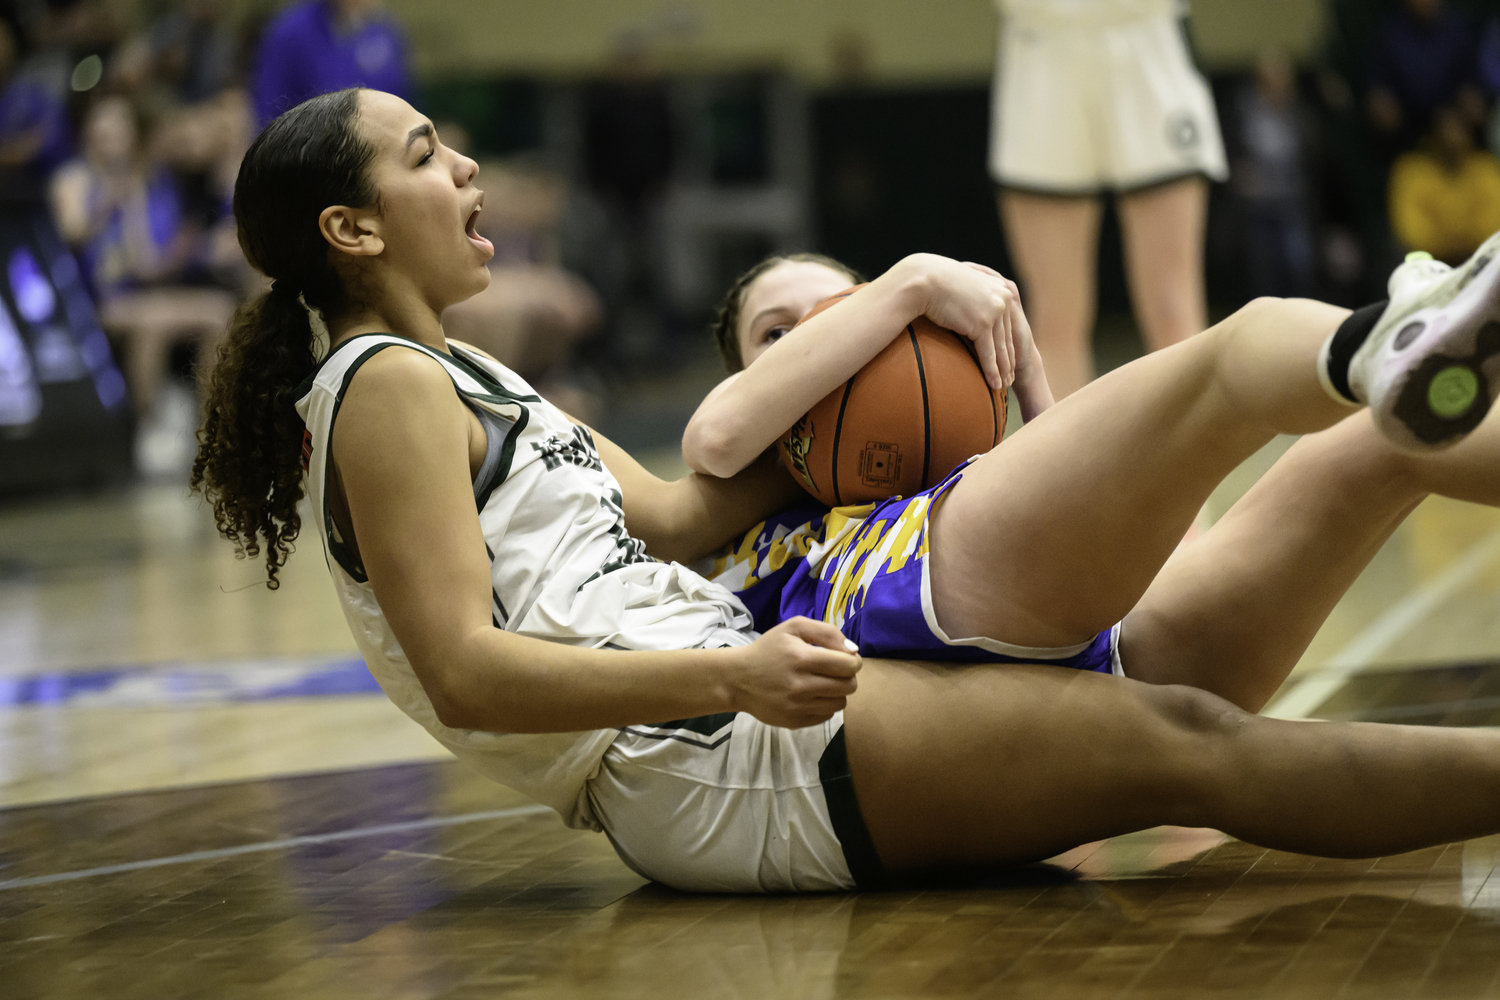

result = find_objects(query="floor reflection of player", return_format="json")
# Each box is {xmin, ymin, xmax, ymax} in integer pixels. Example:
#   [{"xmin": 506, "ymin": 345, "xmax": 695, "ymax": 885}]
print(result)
[{"xmin": 197, "ymin": 88, "xmax": 1500, "ymax": 897}]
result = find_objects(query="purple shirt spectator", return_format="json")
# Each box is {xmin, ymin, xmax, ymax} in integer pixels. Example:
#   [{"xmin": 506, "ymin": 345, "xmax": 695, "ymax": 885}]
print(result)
[
  {"xmin": 80, "ymin": 170, "xmax": 185, "ymax": 299},
  {"xmin": 0, "ymin": 75, "xmax": 71, "ymax": 175},
  {"xmin": 1367, "ymin": 2, "xmax": 1480, "ymax": 136},
  {"xmin": 251, "ymin": 0, "xmax": 410, "ymax": 127}
]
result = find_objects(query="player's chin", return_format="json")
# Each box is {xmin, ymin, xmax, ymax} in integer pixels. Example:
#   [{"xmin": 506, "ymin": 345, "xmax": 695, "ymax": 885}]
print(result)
[
  {"xmin": 432, "ymin": 263, "xmax": 491, "ymax": 311},
  {"xmin": 452, "ymin": 266, "xmax": 491, "ymax": 305}
]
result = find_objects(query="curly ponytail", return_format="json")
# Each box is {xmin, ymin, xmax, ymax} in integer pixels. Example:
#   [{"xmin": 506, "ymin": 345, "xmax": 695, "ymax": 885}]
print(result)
[
  {"xmin": 191, "ymin": 88, "xmax": 378, "ymax": 588},
  {"xmin": 709, "ymin": 252, "xmax": 863, "ymax": 373}
]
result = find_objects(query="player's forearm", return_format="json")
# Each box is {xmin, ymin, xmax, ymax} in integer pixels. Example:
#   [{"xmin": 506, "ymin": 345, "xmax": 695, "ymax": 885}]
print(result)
[
  {"xmin": 424, "ymin": 628, "xmax": 737, "ymax": 734},
  {"xmin": 1013, "ymin": 341, "xmax": 1054, "ymax": 422},
  {"xmin": 683, "ymin": 260, "xmax": 931, "ymax": 477},
  {"xmin": 648, "ymin": 453, "xmax": 807, "ymax": 565}
]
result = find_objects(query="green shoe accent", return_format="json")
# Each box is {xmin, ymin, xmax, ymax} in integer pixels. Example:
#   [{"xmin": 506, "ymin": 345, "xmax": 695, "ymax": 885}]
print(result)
[
  {"xmin": 1428, "ymin": 366, "xmax": 1480, "ymax": 419},
  {"xmin": 1406, "ymin": 251, "xmax": 1434, "ymax": 263}
]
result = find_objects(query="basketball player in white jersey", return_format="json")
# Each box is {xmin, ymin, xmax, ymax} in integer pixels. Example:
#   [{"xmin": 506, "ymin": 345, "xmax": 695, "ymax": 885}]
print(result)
[
  {"xmin": 991, "ymin": 0, "xmax": 1227, "ymax": 398},
  {"xmin": 196, "ymin": 87, "xmax": 1500, "ymax": 894}
]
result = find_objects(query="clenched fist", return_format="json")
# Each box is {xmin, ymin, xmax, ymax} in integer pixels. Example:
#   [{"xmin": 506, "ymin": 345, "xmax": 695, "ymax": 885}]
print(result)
[{"xmin": 723, "ymin": 617, "xmax": 862, "ymax": 729}]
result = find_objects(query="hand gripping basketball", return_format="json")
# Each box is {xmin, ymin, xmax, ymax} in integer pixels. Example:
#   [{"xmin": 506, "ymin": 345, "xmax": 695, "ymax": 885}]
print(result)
[
  {"xmin": 776, "ymin": 276, "xmax": 1010, "ymax": 506},
  {"xmin": 725, "ymin": 618, "xmax": 861, "ymax": 729}
]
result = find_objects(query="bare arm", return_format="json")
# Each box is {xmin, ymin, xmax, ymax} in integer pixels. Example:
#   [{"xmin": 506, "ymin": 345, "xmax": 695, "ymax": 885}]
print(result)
[
  {"xmin": 682, "ymin": 253, "xmax": 1031, "ymax": 478},
  {"xmin": 588, "ymin": 426, "xmax": 808, "ymax": 564},
  {"xmin": 332, "ymin": 347, "xmax": 858, "ymax": 734}
]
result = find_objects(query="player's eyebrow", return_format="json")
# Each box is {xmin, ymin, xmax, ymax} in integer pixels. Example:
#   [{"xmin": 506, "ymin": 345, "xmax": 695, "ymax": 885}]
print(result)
[
  {"xmin": 405, "ymin": 123, "xmax": 433, "ymax": 150},
  {"xmin": 749, "ymin": 305, "xmax": 798, "ymax": 329}
]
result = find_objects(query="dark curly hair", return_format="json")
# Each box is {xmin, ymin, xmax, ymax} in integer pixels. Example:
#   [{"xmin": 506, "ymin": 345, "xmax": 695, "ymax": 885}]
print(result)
[
  {"xmin": 710, "ymin": 253, "xmax": 862, "ymax": 373},
  {"xmin": 191, "ymin": 88, "xmax": 378, "ymax": 588}
]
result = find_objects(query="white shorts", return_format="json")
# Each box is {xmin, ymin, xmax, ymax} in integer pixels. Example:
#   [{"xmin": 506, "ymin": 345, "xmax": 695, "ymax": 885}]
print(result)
[
  {"xmin": 988, "ymin": 12, "xmax": 1228, "ymax": 193},
  {"xmin": 585, "ymin": 625, "xmax": 1128, "ymax": 895},
  {"xmin": 586, "ymin": 711, "xmax": 860, "ymax": 893}
]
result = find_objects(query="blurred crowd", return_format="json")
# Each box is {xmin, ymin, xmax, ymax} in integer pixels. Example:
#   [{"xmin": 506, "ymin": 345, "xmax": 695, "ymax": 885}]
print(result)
[
  {"xmin": 0, "ymin": 0, "xmax": 601, "ymax": 477},
  {"xmin": 6, "ymin": 0, "xmax": 1500, "ymax": 479},
  {"xmin": 1226, "ymin": 0, "xmax": 1500, "ymax": 302}
]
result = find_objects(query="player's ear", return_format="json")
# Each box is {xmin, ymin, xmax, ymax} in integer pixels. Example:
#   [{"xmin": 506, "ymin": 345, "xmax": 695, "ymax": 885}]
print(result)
[{"xmin": 319, "ymin": 204, "xmax": 384, "ymax": 258}]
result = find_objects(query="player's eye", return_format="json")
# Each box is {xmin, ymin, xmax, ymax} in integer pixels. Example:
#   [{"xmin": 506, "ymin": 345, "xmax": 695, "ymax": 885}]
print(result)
[
  {"xmin": 418, "ymin": 148, "xmax": 435, "ymax": 166},
  {"xmin": 764, "ymin": 326, "xmax": 789, "ymax": 344}
]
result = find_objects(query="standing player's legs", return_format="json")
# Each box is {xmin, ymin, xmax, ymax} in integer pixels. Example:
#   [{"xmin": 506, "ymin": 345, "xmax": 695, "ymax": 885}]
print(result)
[
  {"xmin": 998, "ymin": 191, "xmax": 1103, "ymax": 399},
  {"xmin": 928, "ymin": 295, "xmax": 1356, "ymax": 652},
  {"xmin": 1123, "ymin": 407, "xmax": 1500, "ymax": 711},
  {"xmin": 1117, "ymin": 176, "xmax": 1211, "ymax": 353}
]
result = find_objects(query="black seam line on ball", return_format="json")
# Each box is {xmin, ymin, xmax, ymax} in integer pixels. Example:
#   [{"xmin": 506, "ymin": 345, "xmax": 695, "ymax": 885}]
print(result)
[
  {"xmin": 831, "ymin": 378, "xmax": 854, "ymax": 506},
  {"xmin": 910, "ymin": 324, "xmax": 931, "ymax": 488}
]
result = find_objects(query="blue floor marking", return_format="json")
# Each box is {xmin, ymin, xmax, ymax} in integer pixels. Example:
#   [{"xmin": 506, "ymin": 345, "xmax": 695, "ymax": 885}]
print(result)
[{"xmin": 0, "ymin": 655, "xmax": 380, "ymax": 708}]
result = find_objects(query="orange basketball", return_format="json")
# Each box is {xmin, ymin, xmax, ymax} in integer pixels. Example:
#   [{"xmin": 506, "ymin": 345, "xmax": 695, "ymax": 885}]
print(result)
[{"xmin": 776, "ymin": 285, "xmax": 1008, "ymax": 507}]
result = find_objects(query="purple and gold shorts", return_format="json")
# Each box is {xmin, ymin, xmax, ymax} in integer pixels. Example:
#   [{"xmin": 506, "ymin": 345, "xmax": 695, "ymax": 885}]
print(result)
[{"xmin": 702, "ymin": 460, "xmax": 1122, "ymax": 675}]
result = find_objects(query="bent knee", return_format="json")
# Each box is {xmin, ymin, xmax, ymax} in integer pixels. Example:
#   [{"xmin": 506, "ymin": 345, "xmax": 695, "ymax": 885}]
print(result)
[
  {"xmin": 1136, "ymin": 683, "xmax": 1254, "ymax": 824},
  {"xmin": 1147, "ymin": 683, "xmax": 1249, "ymax": 738}
]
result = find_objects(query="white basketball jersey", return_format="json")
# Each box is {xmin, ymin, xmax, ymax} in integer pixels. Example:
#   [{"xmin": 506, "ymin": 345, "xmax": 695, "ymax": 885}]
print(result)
[{"xmin": 295, "ymin": 334, "xmax": 754, "ymax": 828}]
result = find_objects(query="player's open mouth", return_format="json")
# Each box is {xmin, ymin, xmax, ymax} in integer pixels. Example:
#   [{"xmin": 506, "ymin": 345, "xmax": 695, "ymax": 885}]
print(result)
[{"xmin": 465, "ymin": 204, "xmax": 493, "ymax": 257}]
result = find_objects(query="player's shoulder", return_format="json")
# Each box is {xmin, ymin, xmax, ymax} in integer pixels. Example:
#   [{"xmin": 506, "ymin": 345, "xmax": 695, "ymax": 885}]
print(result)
[{"xmin": 342, "ymin": 339, "xmax": 458, "ymax": 405}]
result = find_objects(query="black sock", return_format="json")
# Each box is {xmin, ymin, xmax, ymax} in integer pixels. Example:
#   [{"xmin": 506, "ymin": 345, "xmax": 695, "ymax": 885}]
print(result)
[{"xmin": 1324, "ymin": 300, "xmax": 1388, "ymax": 403}]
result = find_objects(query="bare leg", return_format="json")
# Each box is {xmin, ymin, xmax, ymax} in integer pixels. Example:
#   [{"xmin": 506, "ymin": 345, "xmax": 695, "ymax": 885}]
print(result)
[
  {"xmin": 844, "ymin": 659, "xmax": 1500, "ymax": 873},
  {"xmin": 1117, "ymin": 176, "xmax": 1210, "ymax": 353},
  {"xmin": 1126, "ymin": 408, "xmax": 1500, "ymax": 710},
  {"xmin": 930, "ymin": 297, "xmax": 1354, "ymax": 649},
  {"xmin": 998, "ymin": 190, "xmax": 1103, "ymax": 398}
]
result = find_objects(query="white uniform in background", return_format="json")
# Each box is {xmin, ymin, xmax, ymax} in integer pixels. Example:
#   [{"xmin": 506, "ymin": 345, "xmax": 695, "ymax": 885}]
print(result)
[
  {"xmin": 989, "ymin": 0, "xmax": 1228, "ymax": 193},
  {"xmin": 296, "ymin": 334, "xmax": 855, "ymax": 893}
]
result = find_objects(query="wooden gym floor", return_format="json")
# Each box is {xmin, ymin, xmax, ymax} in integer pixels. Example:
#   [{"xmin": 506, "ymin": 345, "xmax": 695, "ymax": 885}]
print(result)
[{"xmin": 5, "ymin": 367, "xmax": 1500, "ymax": 997}]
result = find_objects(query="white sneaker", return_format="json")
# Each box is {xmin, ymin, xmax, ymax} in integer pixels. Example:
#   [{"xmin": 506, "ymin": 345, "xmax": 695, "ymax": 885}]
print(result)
[{"xmin": 1347, "ymin": 234, "xmax": 1500, "ymax": 450}]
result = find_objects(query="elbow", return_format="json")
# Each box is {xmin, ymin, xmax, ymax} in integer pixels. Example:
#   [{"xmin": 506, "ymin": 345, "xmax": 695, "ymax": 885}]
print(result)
[
  {"xmin": 430, "ymin": 694, "xmax": 474, "ymax": 731},
  {"xmin": 683, "ymin": 420, "xmax": 747, "ymax": 479},
  {"xmin": 413, "ymin": 657, "xmax": 486, "ymax": 731},
  {"xmin": 428, "ymin": 679, "xmax": 479, "ymax": 730}
]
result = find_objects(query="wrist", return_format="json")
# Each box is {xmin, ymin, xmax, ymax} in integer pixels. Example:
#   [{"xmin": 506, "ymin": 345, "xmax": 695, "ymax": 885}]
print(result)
[
  {"xmin": 884, "ymin": 255, "xmax": 934, "ymax": 321},
  {"xmin": 714, "ymin": 644, "xmax": 747, "ymax": 714}
]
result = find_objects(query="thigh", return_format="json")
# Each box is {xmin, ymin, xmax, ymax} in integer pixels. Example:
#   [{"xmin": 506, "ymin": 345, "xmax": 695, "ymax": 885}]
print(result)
[
  {"xmin": 927, "ymin": 331, "xmax": 1262, "ymax": 648},
  {"xmin": 998, "ymin": 191, "xmax": 1104, "ymax": 397},
  {"xmin": 926, "ymin": 295, "xmax": 1351, "ymax": 650},
  {"xmin": 998, "ymin": 192, "xmax": 1103, "ymax": 299},
  {"xmin": 1124, "ymin": 406, "xmax": 1500, "ymax": 710},
  {"xmin": 1117, "ymin": 177, "xmax": 1210, "ymax": 350},
  {"xmin": 842, "ymin": 658, "xmax": 1224, "ymax": 873}
]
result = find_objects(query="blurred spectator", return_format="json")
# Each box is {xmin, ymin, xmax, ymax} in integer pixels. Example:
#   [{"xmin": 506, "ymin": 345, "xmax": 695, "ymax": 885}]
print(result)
[
  {"xmin": 0, "ymin": 15, "xmax": 70, "ymax": 182},
  {"xmin": 1233, "ymin": 49, "xmax": 1316, "ymax": 298},
  {"xmin": 442, "ymin": 155, "xmax": 603, "ymax": 422},
  {"xmin": 49, "ymin": 96, "xmax": 188, "ymax": 297},
  {"xmin": 148, "ymin": 0, "xmax": 237, "ymax": 104},
  {"xmin": 49, "ymin": 95, "xmax": 234, "ymax": 474},
  {"xmin": 252, "ymin": 0, "xmax": 410, "ymax": 126},
  {"xmin": 1389, "ymin": 105, "xmax": 1500, "ymax": 264},
  {"xmin": 584, "ymin": 54, "xmax": 676, "ymax": 217},
  {"xmin": 582, "ymin": 39, "xmax": 678, "ymax": 366},
  {"xmin": 149, "ymin": 87, "xmax": 256, "ymax": 291},
  {"xmin": 1367, "ymin": 0, "xmax": 1483, "ymax": 152}
]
